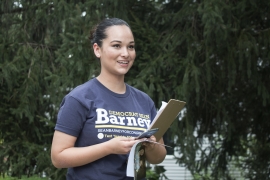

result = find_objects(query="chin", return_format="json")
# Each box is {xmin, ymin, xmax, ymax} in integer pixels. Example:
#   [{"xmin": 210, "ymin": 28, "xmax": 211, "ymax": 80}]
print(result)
[
  {"xmin": 118, "ymin": 72, "xmax": 128, "ymax": 76},
  {"xmin": 118, "ymin": 69, "xmax": 131, "ymax": 75}
]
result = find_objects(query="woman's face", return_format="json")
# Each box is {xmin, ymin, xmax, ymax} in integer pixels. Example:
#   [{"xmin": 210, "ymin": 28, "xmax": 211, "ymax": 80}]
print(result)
[{"xmin": 94, "ymin": 25, "xmax": 136, "ymax": 77}]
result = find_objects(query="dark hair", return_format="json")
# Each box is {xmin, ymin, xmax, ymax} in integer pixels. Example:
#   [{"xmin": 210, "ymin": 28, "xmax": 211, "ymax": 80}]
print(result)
[{"xmin": 89, "ymin": 18, "xmax": 131, "ymax": 47}]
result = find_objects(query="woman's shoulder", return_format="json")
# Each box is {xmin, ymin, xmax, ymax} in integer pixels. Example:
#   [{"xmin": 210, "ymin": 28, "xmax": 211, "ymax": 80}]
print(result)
[
  {"xmin": 69, "ymin": 79, "xmax": 96, "ymax": 96},
  {"xmin": 127, "ymin": 84, "xmax": 153, "ymax": 102},
  {"xmin": 64, "ymin": 78, "xmax": 99, "ymax": 106}
]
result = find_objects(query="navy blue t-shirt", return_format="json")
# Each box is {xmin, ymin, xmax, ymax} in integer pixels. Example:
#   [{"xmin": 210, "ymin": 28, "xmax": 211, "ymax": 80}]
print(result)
[{"xmin": 55, "ymin": 78, "xmax": 156, "ymax": 180}]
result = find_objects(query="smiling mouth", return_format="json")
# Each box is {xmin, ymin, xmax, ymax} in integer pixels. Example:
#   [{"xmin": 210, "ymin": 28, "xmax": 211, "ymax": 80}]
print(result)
[{"xmin": 117, "ymin": 61, "xmax": 129, "ymax": 64}]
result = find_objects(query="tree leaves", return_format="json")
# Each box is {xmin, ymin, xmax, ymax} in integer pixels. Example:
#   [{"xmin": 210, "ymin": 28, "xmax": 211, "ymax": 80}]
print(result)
[{"xmin": 0, "ymin": 0, "xmax": 269, "ymax": 179}]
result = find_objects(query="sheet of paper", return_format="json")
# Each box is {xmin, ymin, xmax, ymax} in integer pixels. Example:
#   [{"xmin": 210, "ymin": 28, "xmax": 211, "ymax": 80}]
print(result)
[
  {"xmin": 126, "ymin": 141, "xmax": 142, "ymax": 177},
  {"xmin": 148, "ymin": 101, "xmax": 167, "ymax": 130},
  {"xmin": 126, "ymin": 139, "xmax": 172, "ymax": 177}
]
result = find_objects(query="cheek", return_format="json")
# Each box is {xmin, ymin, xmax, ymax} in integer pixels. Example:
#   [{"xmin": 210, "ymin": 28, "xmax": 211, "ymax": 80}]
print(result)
[
  {"xmin": 102, "ymin": 49, "xmax": 114, "ymax": 60},
  {"xmin": 104, "ymin": 49, "xmax": 118, "ymax": 59},
  {"xmin": 131, "ymin": 51, "xmax": 136, "ymax": 60}
]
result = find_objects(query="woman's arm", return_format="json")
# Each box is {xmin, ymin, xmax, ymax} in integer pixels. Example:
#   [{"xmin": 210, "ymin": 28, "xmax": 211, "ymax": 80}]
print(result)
[
  {"xmin": 144, "ymin": 136, "xmax": 167, "ymax": 164},
  {"xmin": 51, "ymin": 130, "xmax": 137, "ymax": 168}
]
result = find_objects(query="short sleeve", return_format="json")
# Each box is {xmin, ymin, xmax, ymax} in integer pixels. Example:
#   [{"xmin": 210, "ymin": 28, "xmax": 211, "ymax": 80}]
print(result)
[{"xmin": 55, "ymin": 95, "xmax": 87, "ymax": 137}]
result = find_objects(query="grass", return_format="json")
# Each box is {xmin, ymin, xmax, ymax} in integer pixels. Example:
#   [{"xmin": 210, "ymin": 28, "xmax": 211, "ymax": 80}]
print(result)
[{"xmin": 0, "ymin": 176, "xmax": 45, "ymax": 180}]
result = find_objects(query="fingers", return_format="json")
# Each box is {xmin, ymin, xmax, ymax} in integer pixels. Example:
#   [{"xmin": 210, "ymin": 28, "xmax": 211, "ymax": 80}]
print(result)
[
  {"xmin": 141, "ymin": 136, "xmax": 157, "ymax": 150},
  {"xmin": 109, "ymin": 136, "xmax": 138, "ymax": 154},
  {"xmin": 116, "ymin": 136, "xmax": 136, "ymax": 141},
  {"xmin": 148, "ymin": 135, "xmax": 156, "ymax": 142}
]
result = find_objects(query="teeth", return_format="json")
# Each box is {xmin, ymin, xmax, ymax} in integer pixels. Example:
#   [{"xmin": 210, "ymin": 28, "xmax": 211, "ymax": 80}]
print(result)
[{"xmin": 118, "ymin": 61, "xmax": 128, "ymax": 64}]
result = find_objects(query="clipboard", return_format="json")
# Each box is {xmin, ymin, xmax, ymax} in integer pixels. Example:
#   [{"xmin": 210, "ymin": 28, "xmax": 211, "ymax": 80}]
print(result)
[
  {"xmin": 149, "ymin": 99, "xmax": 186, "ymax": 141},
  {"xmin": 127, "ymin": 99, "xmax": 186, "ymax": 179}
]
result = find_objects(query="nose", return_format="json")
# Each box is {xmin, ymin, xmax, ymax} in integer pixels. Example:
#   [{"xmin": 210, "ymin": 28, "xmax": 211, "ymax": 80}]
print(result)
[{"xmin": 121, "ymin": 47, "xmax": 129, "ymax": 58}]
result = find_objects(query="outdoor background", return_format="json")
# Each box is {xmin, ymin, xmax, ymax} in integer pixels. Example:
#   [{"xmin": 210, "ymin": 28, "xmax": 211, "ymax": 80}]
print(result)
[{"xmin": 0, "ymin": 0, "xmax": 269, "ymax": 179}]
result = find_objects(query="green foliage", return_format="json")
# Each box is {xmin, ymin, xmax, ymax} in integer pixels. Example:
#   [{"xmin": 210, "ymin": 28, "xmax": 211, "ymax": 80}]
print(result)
[
  {"xmin": 0, "ymin": 175, "xmax": 45, "ymax": 180},
  {"xmin": 0, "ymin": 0, "xmax": 270, "ymax": 179},
  {"xmin": 146, "ymin": 168, "xmax": 160, "ymax": 180},
  {"xmin": 162, "ymin": 0, "xmax": 270, "ymax": 179},
  {"xmin": 146, "ymin": 165, "xmax": 168, "ymax": 180}
]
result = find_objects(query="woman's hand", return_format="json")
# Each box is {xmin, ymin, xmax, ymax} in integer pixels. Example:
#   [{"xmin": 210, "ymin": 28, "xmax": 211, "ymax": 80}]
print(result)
[
  {"xmin": 142, "ymin": 136, "xmax": 167, "ymax": 164},
  {"xmin": 142, "ymin": 135, "xmax": 157, "ymax": 151},
  {"xmin": 107, "ymin": 136, "xmax": 139, "ymax": 154}
]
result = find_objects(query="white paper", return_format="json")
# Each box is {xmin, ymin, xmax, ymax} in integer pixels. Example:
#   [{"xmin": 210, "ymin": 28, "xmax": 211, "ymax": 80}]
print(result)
[
  {"xmin": 148, "ymin": 101, "xmax": 167, "ymax": 130},
  {"xmin": 126, "ymin": 141, "xmax": 142, "ymax": 177}
]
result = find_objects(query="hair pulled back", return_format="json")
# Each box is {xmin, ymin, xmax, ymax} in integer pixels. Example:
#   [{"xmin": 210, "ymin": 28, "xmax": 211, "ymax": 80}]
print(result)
[{"xmin": 89, "ymin": 18, "xmax": 131, "ymax": 47}]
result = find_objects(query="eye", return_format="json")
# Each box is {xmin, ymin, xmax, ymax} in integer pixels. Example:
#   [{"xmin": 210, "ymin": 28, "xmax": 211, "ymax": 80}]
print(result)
[
  {"xmin": 128, "ymin": 45, "xmax": 135, "ymax": 50},
  {"xmin": 112, "ymin": 44, "xmax": 121, "ymax": 48}
]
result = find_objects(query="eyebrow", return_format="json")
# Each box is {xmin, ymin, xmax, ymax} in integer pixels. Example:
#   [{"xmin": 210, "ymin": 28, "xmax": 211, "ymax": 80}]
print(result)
[{"xmin": 110, "ymin": 40, "xmax": 135, "ymax": 44}]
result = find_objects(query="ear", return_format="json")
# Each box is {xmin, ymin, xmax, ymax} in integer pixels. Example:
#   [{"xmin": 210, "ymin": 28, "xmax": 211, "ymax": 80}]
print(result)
[{"xmin": 93, "ymin": 43, "xmax": 101, "ymax": 58}]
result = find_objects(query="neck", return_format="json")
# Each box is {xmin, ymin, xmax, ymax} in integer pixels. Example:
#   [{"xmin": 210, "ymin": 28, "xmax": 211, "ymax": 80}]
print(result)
[{"xmin": 96, "ymin": 73, "xmax": 126, "ymax": 94}]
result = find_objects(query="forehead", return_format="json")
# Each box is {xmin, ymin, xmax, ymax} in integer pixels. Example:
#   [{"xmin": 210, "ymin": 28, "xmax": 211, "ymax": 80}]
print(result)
[{"xmin": 104, "ymin": 25, "xmax": 134, "ymax": 42}]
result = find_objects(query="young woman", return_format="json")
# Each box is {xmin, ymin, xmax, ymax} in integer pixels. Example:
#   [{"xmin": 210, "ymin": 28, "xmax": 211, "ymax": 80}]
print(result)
[{"xmin": 51, "ymin": 18, "xmax": 167, "ymax": 180}]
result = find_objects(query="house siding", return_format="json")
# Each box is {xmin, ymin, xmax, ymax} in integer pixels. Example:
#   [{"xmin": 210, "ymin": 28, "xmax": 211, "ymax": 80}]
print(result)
[{"xmin": 151, "ymin": 155, "xmax": 193, "ymax": 180}]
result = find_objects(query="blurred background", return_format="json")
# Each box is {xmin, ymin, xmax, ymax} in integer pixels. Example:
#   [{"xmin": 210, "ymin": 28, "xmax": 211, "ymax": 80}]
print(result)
[{"xmin": 0, "ymin": 0, "xmax": 269, "ymax": 179}]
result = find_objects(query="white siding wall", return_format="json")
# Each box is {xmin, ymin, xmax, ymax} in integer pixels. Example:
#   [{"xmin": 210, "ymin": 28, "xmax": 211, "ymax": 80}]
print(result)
[
  {"xmin": 151, "ymin": 154, "xmax": 245, "ymax": 180},
  {"xmin": 151, "ymin": 155, "xmax": 193, "ymax": 180}
]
